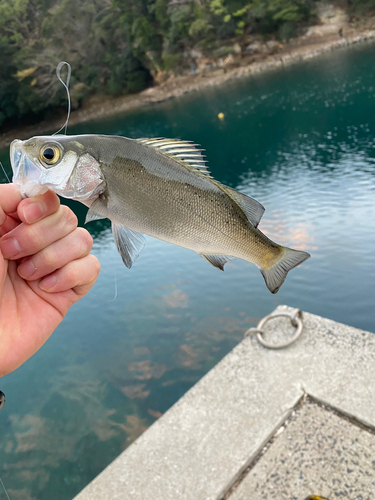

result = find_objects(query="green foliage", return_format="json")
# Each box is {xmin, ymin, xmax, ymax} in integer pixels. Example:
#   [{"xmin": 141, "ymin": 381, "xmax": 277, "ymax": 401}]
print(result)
[
  {"xmin": 213, "ymin": 45, "xmax": 237, "ymax": 57},
  {"xmin": 210, "ymin": 0, "xmax": 227, "ymax": 16},
  {"xmin": 0, "ymin": 0, "xmax": 30, "ymax": 45},
  {"xmin": 132, "ymin": 15, "xmax": 160, "ymax": 54},
  {"xmin": 189, "ymin": 18, "xmax": 214, "ymax": 39},
  {"xmin": 270, "ymin": 0, "xmax": 310, "ymax": 22},
  {"xmin": 0, "ymin": 42, "xmax": 19, "ymax": 126},
  {"xmin": 168, "ymin": 5, "xmax": 195, "ymax": 47},
  {"xmin": 70, "ymin": 83, "xmax": 89, "ymax": 109},
  {"xmin": 0, "ymin": 0, "xmax": 316, "ymax": 129},
  {"xmin": 154, "ymin": 0, "xmax": 170, "ymax": 29},
  {"xmin": 348, "ymin": 0, "xmax": 375, "ymax": 13},
  {"xmin": 278, "ymin": 20, "xmax": 297, "ymax": 39},
  {"xmin": 162, "ymin": 53, "xmax": 181, "ymax": 72}
]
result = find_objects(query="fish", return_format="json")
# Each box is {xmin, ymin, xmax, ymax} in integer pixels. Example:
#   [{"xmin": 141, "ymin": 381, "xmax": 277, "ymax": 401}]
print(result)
[{"xmin": 10, "ymin": 134, "xmax": 310, "ymax": 293}]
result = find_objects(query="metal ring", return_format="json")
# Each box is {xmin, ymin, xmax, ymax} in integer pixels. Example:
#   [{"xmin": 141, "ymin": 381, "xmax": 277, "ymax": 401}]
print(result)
[{"xmin": 254, "ymin": 310, "xmax": 303, "ymax": 349}]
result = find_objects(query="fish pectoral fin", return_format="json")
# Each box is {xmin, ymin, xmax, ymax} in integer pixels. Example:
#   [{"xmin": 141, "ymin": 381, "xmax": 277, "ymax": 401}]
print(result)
[
  {"xmin": 226, "ymin": 187, "xmax": 265, "ymax": 227},
  {"xmin": 112, "ymin": 222, "xmax": 146, "ymax": 269},
  {"xmin": 85, "ymin": 198, "xmax": 107, "ymax": 223},
  {"xmin": 200, "ymin": 254, "xmax": 236, "ymax": 271},
  {"xmin": 85, "ymin": 210, "xmax": 105, "ymax": 223}
]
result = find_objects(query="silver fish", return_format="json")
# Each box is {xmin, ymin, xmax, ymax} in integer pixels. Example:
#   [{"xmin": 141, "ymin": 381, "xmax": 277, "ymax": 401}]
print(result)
[{"xmin": 10, "ymin": 134, "xmax": 310, "ymax": 293}]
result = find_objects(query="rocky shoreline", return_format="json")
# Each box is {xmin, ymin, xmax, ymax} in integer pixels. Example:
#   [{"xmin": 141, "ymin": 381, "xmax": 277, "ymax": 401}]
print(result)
[{"xmin": 1, "ymin": 18, "xmax": 375, "ymax": 152}]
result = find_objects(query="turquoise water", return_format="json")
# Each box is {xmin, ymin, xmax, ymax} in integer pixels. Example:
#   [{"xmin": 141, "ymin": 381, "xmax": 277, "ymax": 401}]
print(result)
[{"xmin": 1, "ymin": 41, "xmax": 375, "ymax": 498}]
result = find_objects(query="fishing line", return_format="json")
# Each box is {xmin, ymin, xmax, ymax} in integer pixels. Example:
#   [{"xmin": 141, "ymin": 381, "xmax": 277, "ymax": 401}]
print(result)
[
  {"xmin": 0, "ymin": 477, "xmax": 11, "ymax": 500},
  {"xmin": 109, "ymin": 265, "xmax": 118, "ymax": 302},
  {"xmin": 0, "ymin": 162, "xmax": 10, "ymax": 184},
  {"xmin": 53, "ymin": 61, "xmax": 72, "ymax": 136}
]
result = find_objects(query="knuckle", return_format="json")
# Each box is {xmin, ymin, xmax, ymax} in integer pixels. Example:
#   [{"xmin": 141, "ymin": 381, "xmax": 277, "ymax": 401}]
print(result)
[
  {"xmin": 66, "ymin": 264, "xmax": 79, "ymax": 284},
  {"xmin": 27, "ymin": 224, "xmax": 45, "ymax": 250},
  {"xmin": 77, "ymin": 227, "xmax": 93, "ymax": 251},
  {"xmin": 40, "ymin": 247, "xmax": 56, "ymax": 268},
  {"xmin": 61, "ymin": 206, "xmax": 78, "ymax": 229},
  {"xmin": 0, "ymin": 207, "xmax": 6, "ymax": 226},
  {"xmin": 89, "ymin": 254, "xmax": 101, "ymax": 276}
]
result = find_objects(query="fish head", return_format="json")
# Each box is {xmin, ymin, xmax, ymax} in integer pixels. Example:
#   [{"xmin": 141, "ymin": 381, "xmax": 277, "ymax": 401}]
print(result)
[{"xmin": 11, "ymin": 135, "xmax": 104, "ymax": 201}]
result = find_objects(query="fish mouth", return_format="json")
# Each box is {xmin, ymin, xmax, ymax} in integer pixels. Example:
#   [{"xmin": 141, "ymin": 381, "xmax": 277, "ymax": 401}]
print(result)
[{"xmin": 10, "ymin": 140, "xmax": 48, "ymax": 198}]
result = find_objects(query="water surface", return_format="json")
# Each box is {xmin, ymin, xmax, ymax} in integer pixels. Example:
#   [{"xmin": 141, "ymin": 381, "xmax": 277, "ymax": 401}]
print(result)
[{"xmin": 1, "ymin": 41, "xmax": 375, "ymax": 499}]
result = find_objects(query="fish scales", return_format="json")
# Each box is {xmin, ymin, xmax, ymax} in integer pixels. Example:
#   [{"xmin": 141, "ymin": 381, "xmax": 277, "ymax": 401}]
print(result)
[
  {"xmin": 101, "ymin": 153, "xmax": 271, "ymax": 262},
  {"xmin": 10, "ymin": 134, "xmax": 310, "ymax": 293},
  {"xmin": 97, "ymin": 140, "xmax": 281, "ymax": 266}
]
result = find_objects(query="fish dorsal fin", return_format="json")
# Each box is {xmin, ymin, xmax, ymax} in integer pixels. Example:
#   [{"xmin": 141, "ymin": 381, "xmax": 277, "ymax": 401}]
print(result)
[
  {"xmin": 225, "ymin": 187, "xmax": 265, "ymax": 228},
  {"xmin": 136, "ymin": 138, "xmax": 212, "ymax": 177},
  {"xmin": 112, "ymin": 222, "xmax": 146, "ymax": 269}
]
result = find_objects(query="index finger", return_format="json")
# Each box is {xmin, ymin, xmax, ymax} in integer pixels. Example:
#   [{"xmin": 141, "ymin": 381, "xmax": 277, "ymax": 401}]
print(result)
[
  {"xmin": 17, "ymin": 190, "xmax": 60, "ymax": 225},
  {"xmin": 0, "ymin": 184, "xmax": 23, "ymax": 225}
]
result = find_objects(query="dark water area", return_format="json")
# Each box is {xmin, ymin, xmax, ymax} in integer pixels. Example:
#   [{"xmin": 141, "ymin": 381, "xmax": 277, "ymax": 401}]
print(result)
[{"xmin": 1, "ymin": 41, "xmax": 375, "ymax": 498}]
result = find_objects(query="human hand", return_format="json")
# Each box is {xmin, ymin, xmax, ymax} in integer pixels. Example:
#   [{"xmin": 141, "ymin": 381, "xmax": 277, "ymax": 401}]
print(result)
[{"xmin": 0, "ymin": 184, "xmax": 100, "ymax": 377}]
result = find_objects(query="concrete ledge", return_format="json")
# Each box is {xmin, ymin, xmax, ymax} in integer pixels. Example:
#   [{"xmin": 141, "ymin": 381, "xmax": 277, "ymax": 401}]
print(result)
[
  {"xmin": 73, "ymin": 306, "xmax": 375, "ymax": 500},
  {"xmin": 228, "ymin": 398, "xmax": 375, "ymax": 499}
]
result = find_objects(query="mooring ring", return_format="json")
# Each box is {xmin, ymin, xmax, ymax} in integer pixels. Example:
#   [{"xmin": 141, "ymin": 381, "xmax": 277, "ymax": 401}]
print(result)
[{"xmin": 245, "ymin": 309, "xmax": 303, "ymax": 349}]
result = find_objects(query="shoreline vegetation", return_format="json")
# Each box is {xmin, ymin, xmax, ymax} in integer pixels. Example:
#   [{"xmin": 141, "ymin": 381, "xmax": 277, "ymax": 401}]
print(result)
[{"xmin": 1, "ymin": 2, "xmax": 375, "ymax": 151}]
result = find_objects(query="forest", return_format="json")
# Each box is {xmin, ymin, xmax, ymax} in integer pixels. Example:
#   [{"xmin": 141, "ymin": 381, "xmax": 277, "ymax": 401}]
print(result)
[{"xmin": 0, "ymin": 0, "xmax": 372, "ymax": 128}]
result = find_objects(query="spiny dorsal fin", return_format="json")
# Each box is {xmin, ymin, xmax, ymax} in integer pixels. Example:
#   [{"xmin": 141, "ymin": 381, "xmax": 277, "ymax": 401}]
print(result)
[
  {"xmin": 225, "ymin": 186, "xmax": 265, "ymax": 228},
  {"xmin": 136, "ymin": 137, "xmax": 212, "ymax": 177}
]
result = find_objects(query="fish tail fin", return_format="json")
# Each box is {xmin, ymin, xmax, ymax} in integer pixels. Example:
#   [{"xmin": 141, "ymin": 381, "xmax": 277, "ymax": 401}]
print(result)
[{"xmin": 260, "ymin": 247, "xmax": 310, "ymax": 294}]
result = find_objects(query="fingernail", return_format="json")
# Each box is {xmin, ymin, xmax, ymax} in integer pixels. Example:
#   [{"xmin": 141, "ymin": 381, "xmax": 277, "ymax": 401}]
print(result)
[
  {"xmin": 18, "ymin": 259, "xmax": 37, "ymax": 278},
  {"xmin": 39, "ymin": 274, "xmax": 57, "ymax": 291},
  {"xmin": 23, "ymin": 202, "xmax": 45, "ymax": 223},
  {"xmin": 0, "ymin": 237, "xmax": 21, "ymax": 258}
]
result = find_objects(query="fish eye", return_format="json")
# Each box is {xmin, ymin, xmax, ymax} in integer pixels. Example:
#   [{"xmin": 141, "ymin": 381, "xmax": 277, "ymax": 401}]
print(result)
[{"xmin": 40, "ymin": 144, "xmax": 62, "ymax": 166}]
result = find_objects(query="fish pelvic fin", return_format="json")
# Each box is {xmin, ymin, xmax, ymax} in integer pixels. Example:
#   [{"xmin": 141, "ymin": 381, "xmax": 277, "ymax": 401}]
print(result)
[
  {"xmin": 112, "ymin": 222, "xmax": 146, "ymax": 268},
  {"xmin": 260, "ymin": 247, "xmax": 310, "ymax": 294}
]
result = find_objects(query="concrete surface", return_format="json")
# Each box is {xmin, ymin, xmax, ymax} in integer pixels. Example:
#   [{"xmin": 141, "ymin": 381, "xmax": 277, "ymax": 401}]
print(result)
[
  {"xmin": 73, "ymin": 306, "xmax": 375, "ymax": 500},
  {"xmin": 228, "ymin": 400, "xmax": 375, "ymax": 500}
]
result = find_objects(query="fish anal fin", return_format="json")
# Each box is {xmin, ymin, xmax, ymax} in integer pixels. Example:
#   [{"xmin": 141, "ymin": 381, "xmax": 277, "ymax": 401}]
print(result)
[
  {"xmin": 136, "ymin": 137, "xmax": 212, "ymax": 177},
  {"xmin": 201, "ymin": 254, "xmax": 236, "ymax": 271},
  {"xmin": 226, "ymin": 187, "xmax": 265, "ymax": 227},
  {"xmin": 112, "ymin": 222, "xmax": 146, "ymax": 269},
  {"xmin": 85, "ymin": 198, "xmax": 108, "ymax": 223}
]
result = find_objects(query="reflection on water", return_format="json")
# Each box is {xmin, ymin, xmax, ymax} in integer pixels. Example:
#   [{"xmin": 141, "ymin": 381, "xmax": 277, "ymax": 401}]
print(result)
[{"xmin": 1, "ymin": 41, "xmax": 375, "ymax": 499}]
